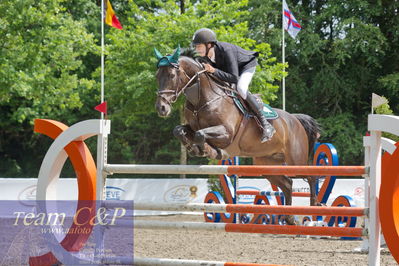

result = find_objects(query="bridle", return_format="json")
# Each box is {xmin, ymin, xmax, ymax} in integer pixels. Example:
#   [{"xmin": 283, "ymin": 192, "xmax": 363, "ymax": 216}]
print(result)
[{"xmin": 156, "ymin": 60, "xmax": 206, "ymax": 105}]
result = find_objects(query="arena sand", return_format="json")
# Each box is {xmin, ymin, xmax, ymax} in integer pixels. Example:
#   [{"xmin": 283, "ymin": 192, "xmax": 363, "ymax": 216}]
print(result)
[{"xmin": 134, "ymin": 215, "xmax": 397, "ymax": 266}]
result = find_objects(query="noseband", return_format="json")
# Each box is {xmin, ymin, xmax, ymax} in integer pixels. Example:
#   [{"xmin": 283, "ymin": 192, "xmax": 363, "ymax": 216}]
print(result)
[{"xmin": 157, "ymin": 62, "xmax": 206, "ymax": 105}]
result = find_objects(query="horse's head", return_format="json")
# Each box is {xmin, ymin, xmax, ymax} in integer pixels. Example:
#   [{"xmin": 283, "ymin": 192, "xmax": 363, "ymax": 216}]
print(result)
[
  {"xmin": 154, "ymin": 46, "xmax": 202, "ymax": 117},
  {"xmin": 154, "ymin": 46, "xmax": 183, "ymax": 117}
]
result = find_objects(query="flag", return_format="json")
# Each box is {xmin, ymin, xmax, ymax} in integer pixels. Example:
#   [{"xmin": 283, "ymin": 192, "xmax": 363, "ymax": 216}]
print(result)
[
  {"xmin": 95, "ymin": 101, "xmax": 107, "ymax": 115},
  {"xmin": 104, "ymin": 0, "xmax": 122, "ymax": 29},
  {"xmin": 283, "ymin": 0, "xmax": 301, "ymax": 39},
  {"xmin": 372, "ymin": 93, "xmax": 388, "ymax": 109}
]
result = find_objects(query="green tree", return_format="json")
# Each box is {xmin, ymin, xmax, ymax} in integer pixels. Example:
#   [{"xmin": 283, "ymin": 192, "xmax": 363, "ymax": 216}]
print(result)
[
  {"xmin": 247, "ymin": 0, "xmax": 399, "ymax": 165},
  {"xmin": 0, "ymin": 0, "xmax": 98, "ymax": 176}
]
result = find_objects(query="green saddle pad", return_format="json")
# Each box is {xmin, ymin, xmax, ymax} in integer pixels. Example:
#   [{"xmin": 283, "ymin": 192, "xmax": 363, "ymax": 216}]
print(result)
[
  {"xmin": 261, "ymin": 103, "xmax": 278, "ymax": 119},
  {"xmin": 233, "ymin": 97, "xmax": 278, "ymax": 119}
]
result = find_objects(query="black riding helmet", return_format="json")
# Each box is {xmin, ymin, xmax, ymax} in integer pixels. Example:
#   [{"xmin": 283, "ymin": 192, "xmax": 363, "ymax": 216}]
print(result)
[{"xmin": 192, "ymin": 28, "xmax": 217, "ymax": 45}]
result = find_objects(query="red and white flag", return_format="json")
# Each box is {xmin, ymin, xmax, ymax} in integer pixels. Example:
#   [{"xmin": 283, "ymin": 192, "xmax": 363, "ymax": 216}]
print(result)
[{"xmin": 283, "ymin": 0, "xmax": 301, "ymax": 39}]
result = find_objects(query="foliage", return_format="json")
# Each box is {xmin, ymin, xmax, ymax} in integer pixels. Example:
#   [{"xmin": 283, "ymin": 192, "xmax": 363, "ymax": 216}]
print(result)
[
  {"xmin": 317, "ymin": 113, "xmax": 364, "ymax": 165},
  {"xmin": 207, "ymin": 176, "xmax": 224, "ymax": 197},
  {"xmin": 0, "ymin": 0, "xmax": 98, "ymax": 176},
  {"xmin": 247, "ymin": 0, "xmax": 399, "ymax": 164}
]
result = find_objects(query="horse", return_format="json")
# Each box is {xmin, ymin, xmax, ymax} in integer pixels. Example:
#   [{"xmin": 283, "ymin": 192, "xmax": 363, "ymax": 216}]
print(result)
[{"xmin": 154, "ymin": 47, "xmax": 321, "ymax": 224}]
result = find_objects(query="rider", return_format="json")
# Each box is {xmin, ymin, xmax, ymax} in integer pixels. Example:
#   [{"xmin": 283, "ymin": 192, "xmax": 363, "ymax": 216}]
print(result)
[{"xmin": 192, "ymin": 28, "xmax": 275, "ymax": 143}]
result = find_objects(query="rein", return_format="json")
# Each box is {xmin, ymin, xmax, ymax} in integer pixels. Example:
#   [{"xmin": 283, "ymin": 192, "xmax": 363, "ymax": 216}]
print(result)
[{"xmin": 157, "ymin": 65, "xmax": 206, "ymax": 105}]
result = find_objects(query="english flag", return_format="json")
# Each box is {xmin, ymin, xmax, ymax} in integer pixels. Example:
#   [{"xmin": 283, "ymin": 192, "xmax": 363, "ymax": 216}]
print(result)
[{"xmin": 283, "ymin": 0, "xmax": 301, "ymax": 39}]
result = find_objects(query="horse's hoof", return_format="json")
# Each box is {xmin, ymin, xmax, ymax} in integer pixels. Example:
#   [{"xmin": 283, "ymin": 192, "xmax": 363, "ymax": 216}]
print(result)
[
  {"xmin": 173, "ymin": 126, "xmax": 186, "ymax": 138},
  {"xmin": 193, "ymin": 131, "xmax": 205, "ymax": 144},
  {"xmin": 285, "ymin": 215, "xmax": 298, "ymax": 225},
  {"xmin": 187, "ymin": 145, "xmax": 200, "ymax": 157},
  {"xmin": 187, "ymin": 150, "xmax": 196, "ymax": 157},
  {"xmin": 188, "ymin": 145, "xmax": 206, "ymax": 157}
]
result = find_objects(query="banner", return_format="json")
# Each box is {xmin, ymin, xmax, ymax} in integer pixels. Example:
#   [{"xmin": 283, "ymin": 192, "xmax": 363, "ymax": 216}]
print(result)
[{"xmin": 0, "ymin": 178, "xmax": 365, "ymax": 215}]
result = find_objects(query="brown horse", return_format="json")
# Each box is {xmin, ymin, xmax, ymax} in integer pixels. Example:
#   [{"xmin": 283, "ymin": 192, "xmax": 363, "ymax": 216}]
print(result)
[{"xmin": 154, "ymin": 47, "xmax": 321, "ymax": 224}]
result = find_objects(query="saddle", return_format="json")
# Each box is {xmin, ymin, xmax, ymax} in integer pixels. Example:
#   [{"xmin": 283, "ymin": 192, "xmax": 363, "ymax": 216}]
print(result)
[
  {"xmin": 229, "ymin": 92, "xmax": 278, "ymax": 120},
  {"xmin": 209, "ymin": 76, "xmax": 279, "ymax": 120}
]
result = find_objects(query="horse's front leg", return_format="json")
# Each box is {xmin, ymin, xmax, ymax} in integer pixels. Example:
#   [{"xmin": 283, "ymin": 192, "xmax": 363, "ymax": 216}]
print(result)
[
  {"xmin": 192, "ymin": 125, "xmax": 231, "ymax": 160},
  {"xmin": 173, "ymin": 125, "xmax": 202, "ymax": 157}
]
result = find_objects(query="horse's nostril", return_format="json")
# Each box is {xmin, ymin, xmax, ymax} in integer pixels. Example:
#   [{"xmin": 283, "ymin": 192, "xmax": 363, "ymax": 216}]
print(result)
[{"xmin": 161, "ymin": 105, "xmax": 166, "ymax": 112}]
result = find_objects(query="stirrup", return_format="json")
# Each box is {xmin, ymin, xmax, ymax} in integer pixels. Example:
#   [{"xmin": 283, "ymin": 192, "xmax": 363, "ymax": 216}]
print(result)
[{"xmin": 260, "ymin": 124, "xmax": 275, "ymax": 143}]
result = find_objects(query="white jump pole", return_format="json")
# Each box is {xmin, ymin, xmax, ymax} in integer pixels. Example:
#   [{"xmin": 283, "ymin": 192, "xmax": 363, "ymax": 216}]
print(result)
[
  {"xmin": 367, "ymin": 114, "xmax": 382, "ymax": 266},
  {"xmin": 103, "ymin": 257, "xmax": 235, "ymax": 266},
  {"xmin": 104, "ymin": 164, "xmax": 230, "ymax": 175},
  {"xmin": 94, "ymin": 119, "xmax": 111, "ymax": 262},
  {"xmin": 96, "ymin": 119, "xmax": 111, "ymax": 201},
  {"xmin": 368, "ymin": 128, "xmax": 381, "ymax": 266}
]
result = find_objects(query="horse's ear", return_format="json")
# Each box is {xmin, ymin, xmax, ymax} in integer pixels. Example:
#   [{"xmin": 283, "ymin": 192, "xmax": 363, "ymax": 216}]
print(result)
[
  {"xmin": 154, "ymin": 48, "xmax": 163, "ymax": 60},
  {"xmin": 171, "ymin": 44, "xmax": 180, "ymax": 62}
]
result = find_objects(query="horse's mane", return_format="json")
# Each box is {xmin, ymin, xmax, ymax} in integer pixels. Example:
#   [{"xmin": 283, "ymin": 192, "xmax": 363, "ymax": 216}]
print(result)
[
  {"xmin": 180, "ymin": 47, "xmax": 199, "ymax": 58},
  {"xmin": 180, "ymin": 47, "xmax": 209, "ymax": 67},
  {"xmin": 180, "ymin": 47, "xmax": 227, "ymax": 88}
]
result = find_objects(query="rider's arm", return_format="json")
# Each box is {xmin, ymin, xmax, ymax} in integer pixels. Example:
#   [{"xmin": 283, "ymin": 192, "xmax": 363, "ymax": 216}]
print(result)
[{"xmin": 213, "ymin": 48, "xmax": 239, "ymax": 84}]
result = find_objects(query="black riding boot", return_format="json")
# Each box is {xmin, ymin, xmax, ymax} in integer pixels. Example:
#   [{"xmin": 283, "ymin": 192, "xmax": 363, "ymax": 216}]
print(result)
[{"xmin": 246, "ymin": 93, "xmax": 275, "ymax": 143}]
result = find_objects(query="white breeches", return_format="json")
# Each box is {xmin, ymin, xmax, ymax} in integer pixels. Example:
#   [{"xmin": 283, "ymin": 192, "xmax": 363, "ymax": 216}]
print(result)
[{"xmin": 237, "ymin": 67, "xmax": 256, "ymax": 100}]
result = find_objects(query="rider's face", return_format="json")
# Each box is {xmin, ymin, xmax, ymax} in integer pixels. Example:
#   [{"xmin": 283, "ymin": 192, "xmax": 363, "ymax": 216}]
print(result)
[{"xmin": 194, "ymin": 44, "xmax": 207, "ymax": 57}]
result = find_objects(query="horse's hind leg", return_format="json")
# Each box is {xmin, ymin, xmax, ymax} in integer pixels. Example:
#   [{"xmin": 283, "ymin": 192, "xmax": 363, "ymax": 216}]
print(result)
[
  {"xmin": 264, "ymin": 175, "xmax": 297, "ymax": 225},
  {"xmin": 254, "ymin": 157, "xmax": 297, "ymax": 225},
  {"xmin": 305, "ymin": 176, "xmax": 320, "ymax": 206}
]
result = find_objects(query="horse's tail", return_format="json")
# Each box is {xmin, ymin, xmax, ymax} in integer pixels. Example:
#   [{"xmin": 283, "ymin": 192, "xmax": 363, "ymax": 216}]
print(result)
[{"xmin": 294, "ymin": 114, "xmax": 321, "ymax": 154}]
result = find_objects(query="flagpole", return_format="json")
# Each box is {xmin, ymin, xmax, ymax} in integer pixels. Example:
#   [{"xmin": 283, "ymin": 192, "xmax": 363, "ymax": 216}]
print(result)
[
  {"xmin": 282, "ymin": 0, "xmax": 286, "ymax": 111},
  {"xmin": 101, "ymin": 0, "xmax": 105, "ymax": 120}
]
